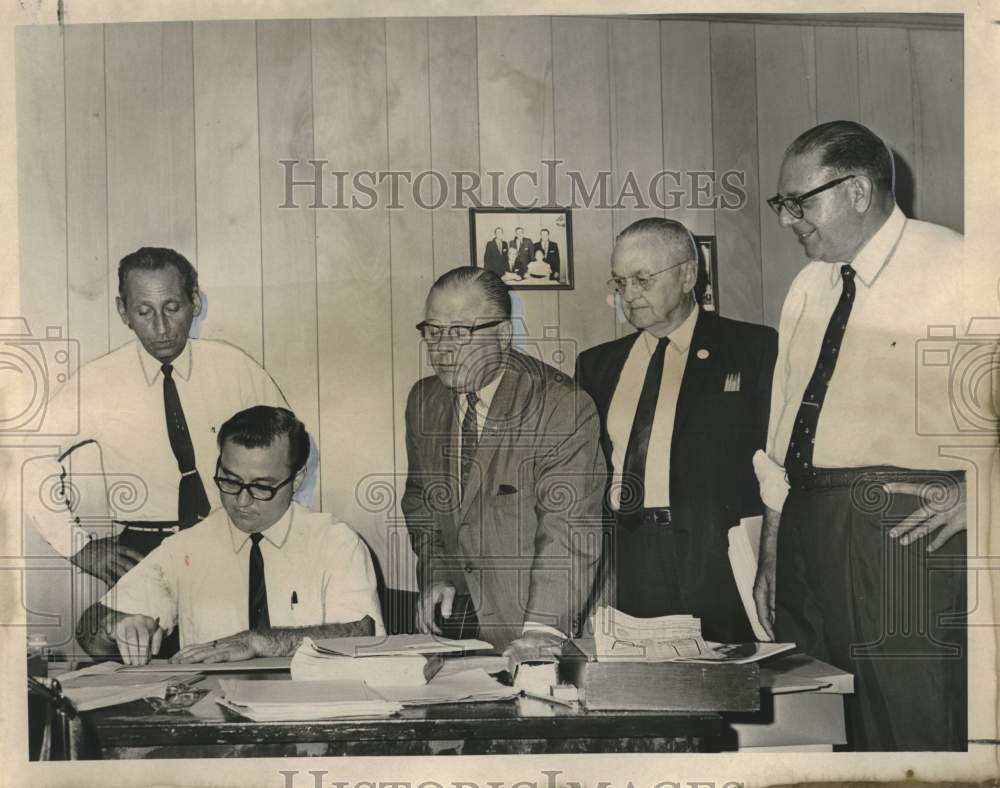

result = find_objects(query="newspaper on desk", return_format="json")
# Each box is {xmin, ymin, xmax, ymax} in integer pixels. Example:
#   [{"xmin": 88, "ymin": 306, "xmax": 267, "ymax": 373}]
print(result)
[{"xmin": 592, "ymin": 606, "xmax": 794, "ymax": 664}]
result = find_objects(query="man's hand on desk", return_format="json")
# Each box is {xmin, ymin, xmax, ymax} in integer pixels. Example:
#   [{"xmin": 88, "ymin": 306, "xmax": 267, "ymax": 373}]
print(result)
[
  {"xmin": 112, "ymin": 613, "xmax": 164, "ymax": 665},
  {"xmin": 171, "ymin": 631, "xmax": 263, "ymax": 664},
  {"xmin": 70, "ymin": 536, "xmax": 144, "ymax": 586},
  {"xmin": 885, "ymin": 480, "xmax": 967, "ymax": 552},
  {"xmin": 503, "ymin": 630, "xmax": 565, "ymax": 676},
  {"xmin": 417, "ymin": 581, "xmax": 456, "ymax": 635}
]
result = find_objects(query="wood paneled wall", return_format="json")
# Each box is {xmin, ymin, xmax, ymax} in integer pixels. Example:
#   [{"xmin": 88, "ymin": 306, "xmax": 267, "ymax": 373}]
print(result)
[{"xmin": 16, "ymin": 18, "xmax": 963, "ymax": 589}]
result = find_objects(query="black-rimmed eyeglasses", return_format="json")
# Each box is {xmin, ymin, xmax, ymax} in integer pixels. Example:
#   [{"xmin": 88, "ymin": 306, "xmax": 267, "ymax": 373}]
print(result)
[
  {"xmin": 213, "ymin": 461, "xmax": 296, "ymax": 501},
  {"xmin": 766, "ymin": 175, "xmax": 855, "ymax": 220},
  {"xmin": 415, "ymin": 319, "xmax": 507, "ymax": 344}
]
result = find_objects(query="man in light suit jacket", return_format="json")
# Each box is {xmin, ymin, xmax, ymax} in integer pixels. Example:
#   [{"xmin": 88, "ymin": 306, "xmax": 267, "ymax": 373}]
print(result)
[
  {"xmin": 533, "ymin": 228, "xmax": 560, "ymax": 277},
  {"xmin": 576, "ymin": 218, "xmax": 776, "ymax": 643},
  {"xmin": 403, "ymin": 267, "xmax": 605, "ymax": 654},
  {"xmin": 483, "ymin": 227, "xmax": 508, "ymax": 276}
]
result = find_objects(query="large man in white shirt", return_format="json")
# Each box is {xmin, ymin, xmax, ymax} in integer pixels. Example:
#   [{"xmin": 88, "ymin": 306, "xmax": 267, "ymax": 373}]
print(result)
[
  {"xmin": 575, "ymin": 218, "xmax": 777, "ymax": 643},
  {"xmin": 33, "ymin": 247, "xmax": 289, "ymax": 587},
  {"xmin": 402, "ymin": 267, "xmax": 605, "ymax": 656},
  {"xmin": 753, "ymin": 121, "xmax": 975, "ymax": 750},
  {"xmin": 76, "ymin": 405, "xmax": 383, "ymax": 665}
]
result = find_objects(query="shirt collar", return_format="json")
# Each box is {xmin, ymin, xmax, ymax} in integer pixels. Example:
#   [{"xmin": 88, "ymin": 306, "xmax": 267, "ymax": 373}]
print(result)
[
  {"xmin": 228, "ymin": 502, "xmax": 294, "ymax": 553},
  {"xmin": 828, "ymin": 204, "xmax": 906, "ymax": 289},
  {"xmin": 461, "ymin": 366, "xmax": 505, "ymax": 411},
  {"xmin": 138, "ymin": 339, "xmax": 193, "ymax": 385},
  {"xmin": 642, "ymin": 303, "xmax": 699, "ymax": 355}
]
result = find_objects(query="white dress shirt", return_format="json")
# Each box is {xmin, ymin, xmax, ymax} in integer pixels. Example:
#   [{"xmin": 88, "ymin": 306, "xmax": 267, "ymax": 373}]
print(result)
[
  {"xmin": 32, "ymin": 338, "xmax": 288, "ymax": 557},
  {"xmin": 607, "ymin": 305, "xmax": 699, "ymax": 509},
  {"xmin": 756, "ymin": 205, "xmax": 973, "ymax": 512},
  {"xmin": 101, "ymin": 502, "xmax": 385, "ymax": 647}
]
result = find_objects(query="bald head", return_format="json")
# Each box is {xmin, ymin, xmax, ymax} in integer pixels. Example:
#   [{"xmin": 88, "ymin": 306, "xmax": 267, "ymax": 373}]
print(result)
[{"xmin": 615, "ymin": 217, "xmax": 698, "ymax": 263}]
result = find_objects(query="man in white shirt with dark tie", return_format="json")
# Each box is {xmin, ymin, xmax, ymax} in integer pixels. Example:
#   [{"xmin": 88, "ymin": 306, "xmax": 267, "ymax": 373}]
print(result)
[
  {"xmin": 76, "ymin": 406, "xmax": 383, "ymax": 665},
  {"xmin": 30, "ymin": 247, "xmax": 290, "ymax": 588},
  {"xmin": 753, "ymin": 120, "xmax": 983, "ymax": 750}
]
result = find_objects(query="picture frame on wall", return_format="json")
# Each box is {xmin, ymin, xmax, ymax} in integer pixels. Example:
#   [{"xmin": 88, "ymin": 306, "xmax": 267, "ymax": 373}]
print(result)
[
  {"xmin": 694, "ymin": 234, "xmax": 720, "ymax": 314},
  {"xmin": 469, "ymin": 207, "xmax": 574, "ymax": 290}
]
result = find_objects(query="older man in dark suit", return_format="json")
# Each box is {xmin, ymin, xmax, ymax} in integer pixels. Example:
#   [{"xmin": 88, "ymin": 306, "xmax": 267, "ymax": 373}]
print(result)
[
  {"xmin": 576, "ymin": 218, "xmax": 777, "ymax": 643},
  {"xmin": 403, "ymin": 267, "xmax": 605, "ymax": 654}
]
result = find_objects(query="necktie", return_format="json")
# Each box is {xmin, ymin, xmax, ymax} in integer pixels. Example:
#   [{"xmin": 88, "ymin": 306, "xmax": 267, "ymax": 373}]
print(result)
[
  {"xmin": 248, "ymin": 532, "xmax": 270, "ymax": 630},
  {"xmin": 621, "ymin": 337, "xmax": 670, "ymax": 513},
  {"xmin": 460, "ymin": 392, "xmax": 479, "ymax": 498},
  {"xmin": 161, "ymin": 364, "xmax": 211, "ymax": 528},
  {"xmin": 784, "ymin": 264, "xmax": 857, "ymax": 483}
]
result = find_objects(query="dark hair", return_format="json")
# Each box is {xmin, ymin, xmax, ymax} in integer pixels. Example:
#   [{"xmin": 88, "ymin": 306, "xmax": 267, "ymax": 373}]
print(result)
[
  {"xmin": 431, "ymin": 267, "xmax": 511, "ymax": 319},
  {"xmin": 540, "ymin": 228, "xmax": 550, "ymax": 234},
  {"xmin": 118, "ymin": 247, "xmax": 199, "ymax": 305},
  {"xmin": 217, "ymin": 406, "xmax": 310, "ymax": 474},
  {"xmin": 785, "ymin": 120, "xmax": 895, "ymax": 195}
]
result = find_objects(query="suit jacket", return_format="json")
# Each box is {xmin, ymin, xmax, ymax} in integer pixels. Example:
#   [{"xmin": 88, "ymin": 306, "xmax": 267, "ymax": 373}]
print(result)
[
  {"xmin": 512, "ymin": 236, "xmax": 534, "ymax": 269},
  {"xmin": 534, "ymin": 240, "xmax": 560, "ymax": 275},
  {"xmin": 575, "ymin": 310, "xmax": 777, "ymax": 642},
  {"xmin": 483, "ymin": 239, "xmax": 509, "ymax": 275},
  {"xmin": 402, "ymin": 350, "xmax": 606, "ymax": 652}
]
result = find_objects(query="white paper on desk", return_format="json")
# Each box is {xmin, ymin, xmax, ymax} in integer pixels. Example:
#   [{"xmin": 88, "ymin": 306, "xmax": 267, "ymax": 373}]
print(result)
[
  {"xmin": 312, "ymin": 634, "xmax": 494, "ymax": 657},
  {"xmin": 61, "ymin": 680, "xmax": 171, "ymax": 712},
  {"xmin": 119, "ymin": 656, "xmax": 291, "ymax": 672},
  {"xmin": 592, "ymin": 606, "xmax": 708, "ymax": 661},
  {"xmin": 217, "ymin": 678, "xmax": 402, "ymax": 721},
  {"xmin": 376, "ymin": 668, "xmax": 517, "ymax": 705}
]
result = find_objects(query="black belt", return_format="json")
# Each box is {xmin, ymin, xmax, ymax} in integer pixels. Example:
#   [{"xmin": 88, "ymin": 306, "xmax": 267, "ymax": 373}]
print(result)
[
  {"xmin": 616, "ymin": 506, "xmax": 672, "ymax": 528},
  {"xmin": 118, "ymin": 520, "xmax": 180, "ymax": 534},
  {"xmin": 789, "ymin": 465, "xmax": 964, "ymax": 491}
]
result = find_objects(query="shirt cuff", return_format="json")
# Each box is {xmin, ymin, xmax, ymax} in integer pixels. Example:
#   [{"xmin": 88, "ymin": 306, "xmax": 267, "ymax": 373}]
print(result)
[
  {"xmin": 753, "ymin": 449, "xmax": 789, "ymax": 513},
  {"xmin": 522, "ymin": 622, "xmax": 565, "ymax": 639}
]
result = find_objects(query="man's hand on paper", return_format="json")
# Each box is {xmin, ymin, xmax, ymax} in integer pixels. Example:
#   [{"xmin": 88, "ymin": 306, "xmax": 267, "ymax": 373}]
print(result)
[
  {"xmin": 886, "ymin": 480, "xmax": 967, "ymax": 552},
  {"xmin": 171, "ymin": 630, "xmax": 265, "ymax": 664},
  {"xmin": 503, "ymin": 629, "xmax": 564, "ymax": 671},
  {"xmin": 112, "ymin": 613, "xmax": 164, "ymax": 665},
  {"xmin": 417, "ymin": 581, "xmax": 456, "ymax": 635},
  {"xmin": 752, "ymin": 506, "xmax": 781, "ymax": 642},
  {"xmin": 71, "ymin": 536, "xmax": 144, "ymax": 586}
]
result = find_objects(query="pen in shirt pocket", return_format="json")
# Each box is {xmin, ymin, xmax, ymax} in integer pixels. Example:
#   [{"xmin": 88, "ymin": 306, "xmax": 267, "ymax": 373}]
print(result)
[{"xmin": 290, "ymin": 591, "xmax": 298, "ymax": 610}]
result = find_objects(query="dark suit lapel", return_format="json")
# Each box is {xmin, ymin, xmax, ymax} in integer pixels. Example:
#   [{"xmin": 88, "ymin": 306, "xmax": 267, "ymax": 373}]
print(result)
[
  {"xmin": 458, "ymin": 359, "xmax": 521, "ymax": 523},
  {"xmin": 673, "ymin": 310, "xmax": 718, "ymax": 437},
  {"xmin": 590, "ymin": 333, "xmax": 640, "ymax": 415}
]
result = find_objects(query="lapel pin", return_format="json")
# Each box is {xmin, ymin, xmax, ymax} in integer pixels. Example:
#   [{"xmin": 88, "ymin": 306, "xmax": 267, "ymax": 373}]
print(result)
[{"xmin": 696, "ymin": 348, "xmax": 710, "ymax": 360}]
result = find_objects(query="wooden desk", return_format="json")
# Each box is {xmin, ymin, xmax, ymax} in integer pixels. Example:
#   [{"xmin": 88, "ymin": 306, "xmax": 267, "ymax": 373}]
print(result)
[{"xmin": 80, "ymin": 673, "xmax": 727, "ymax": 758}]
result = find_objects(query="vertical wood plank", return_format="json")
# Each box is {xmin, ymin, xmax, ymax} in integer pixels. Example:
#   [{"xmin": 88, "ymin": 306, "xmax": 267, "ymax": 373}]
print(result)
[
  {"xmin": 192, "ymin": 21, "xmax": 263, "ymax": 362},
  {"xmin": 816, "ymin": 26, "xmax": 860, "ymax": 123},
  {"xmin": 312, "ymin": 18, "xmax": 393, "ymax": 564},
  {"xmin": 428, "ymin": 17, "xmax": 480, "ymax": 279},
  {"xmin": 859, "ymin": 28, "xmax": 917, "ymax": 218},
  {"xmin": 476, "ymin": 17, "xmax": 558, "ymax": 360},
  {"xmin": 910, "ymin": 29, "xmax": 963, "ymax": 232},
  {"xmin": 552, "ymin": 17, "xmax": 616, "ymax": 356},
  {"xmin": 661, "ymin": 20, "xmax": 716, "ymax": 237},
  {"xmin": 755, "ymin": 24, "xmax": 817, "ymax": 329},
  {"xmin": 256, "ymin": 19, "xmax": 321, "ymax": 504},
  {"xmin": 105, "ymin": 22, "xmax": 195, "ymax": 350},
  {"xmin": 65, "ymin": 25, "xmax": 109, "ymax": 365},
  {"xmin": 710, "ymin": 22, "xmax": 763, "ymax": 325},
  {"xmin": 16, "ymin": 26, "xmax": 67, "ymax": 337},
  {"xmin": 386, "ymin": 18, "xmax": 436, "ymax": 592},
  {"xmin": 609, "ymin": 18, "xmax": 663, "ymax": 236}
]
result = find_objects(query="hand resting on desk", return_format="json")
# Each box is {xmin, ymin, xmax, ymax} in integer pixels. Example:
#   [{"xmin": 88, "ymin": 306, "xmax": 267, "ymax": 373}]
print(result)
[{"xmin": 112, "ymin": 613, "xmax": 165, "ymax": 666}]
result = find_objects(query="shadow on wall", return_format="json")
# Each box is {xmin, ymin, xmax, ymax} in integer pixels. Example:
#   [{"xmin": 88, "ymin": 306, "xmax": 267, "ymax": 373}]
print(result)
[{"xmin": 892, "ymin": 148, "xmax": 915, "ymax": 219}]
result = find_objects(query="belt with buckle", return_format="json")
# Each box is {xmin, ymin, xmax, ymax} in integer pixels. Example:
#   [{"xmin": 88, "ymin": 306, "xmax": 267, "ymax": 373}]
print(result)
[
  {"xmin": 617, "ymin": 507, "xmax": 672, "ymax": 528},
  {"xmin": 119, "ymin": 520, "xmax": 180, "ymax": 534}
]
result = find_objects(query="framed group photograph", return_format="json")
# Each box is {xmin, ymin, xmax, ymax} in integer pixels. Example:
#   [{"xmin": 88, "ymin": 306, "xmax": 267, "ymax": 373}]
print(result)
[{"xmin": 469, "ymin": 207, "xmax": 574, "ymax": 290}]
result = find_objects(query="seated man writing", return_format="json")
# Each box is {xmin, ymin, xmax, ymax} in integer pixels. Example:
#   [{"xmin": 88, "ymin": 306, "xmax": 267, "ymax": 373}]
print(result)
[{"xmin": 77, "ymin": 405, "xmax": 384, "ymax": 665}]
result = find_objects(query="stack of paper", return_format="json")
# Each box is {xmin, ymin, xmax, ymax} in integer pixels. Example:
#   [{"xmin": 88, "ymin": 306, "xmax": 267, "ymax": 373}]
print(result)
[
  {"xmin": 290, "ymin": 634, "xmax": 493, "ymax": 686},
  {"xmin": 57, "ymin": 662, "xmax": 188, "ymax": 711},
  {"xmin": 376, "ymin": 669, "xmax": 518, "ymax": 705},
  {"xmin": 216, "ymin": 679, "xmax": 402, "ymax": 721},
  {"xmin": 593, "ymin": 606, "xmax": 707, "ymax": 661}
]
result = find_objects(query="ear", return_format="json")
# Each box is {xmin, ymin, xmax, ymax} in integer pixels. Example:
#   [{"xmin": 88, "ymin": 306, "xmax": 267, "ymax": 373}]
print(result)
[
  {"xmin": 849, "ymin": 174, "xmax": 875, "ymax": 214},
  {"xmin": 115, "ymin": 296, "xmax": 129, "ymax": 326},
  {"xmin": 497, "ymin": 318, "xmax": 514, "ymax": 349},
  {"xmin": 681, "ymin": 259, "xmax": 698, "ymax": 295},
  {"xmin": 291, "ymin": 465, "xmax": 308, "ymax": 495},
  {"xmin": 191, "ymin": 289, "xmax": 203, "ymax": 318}
]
